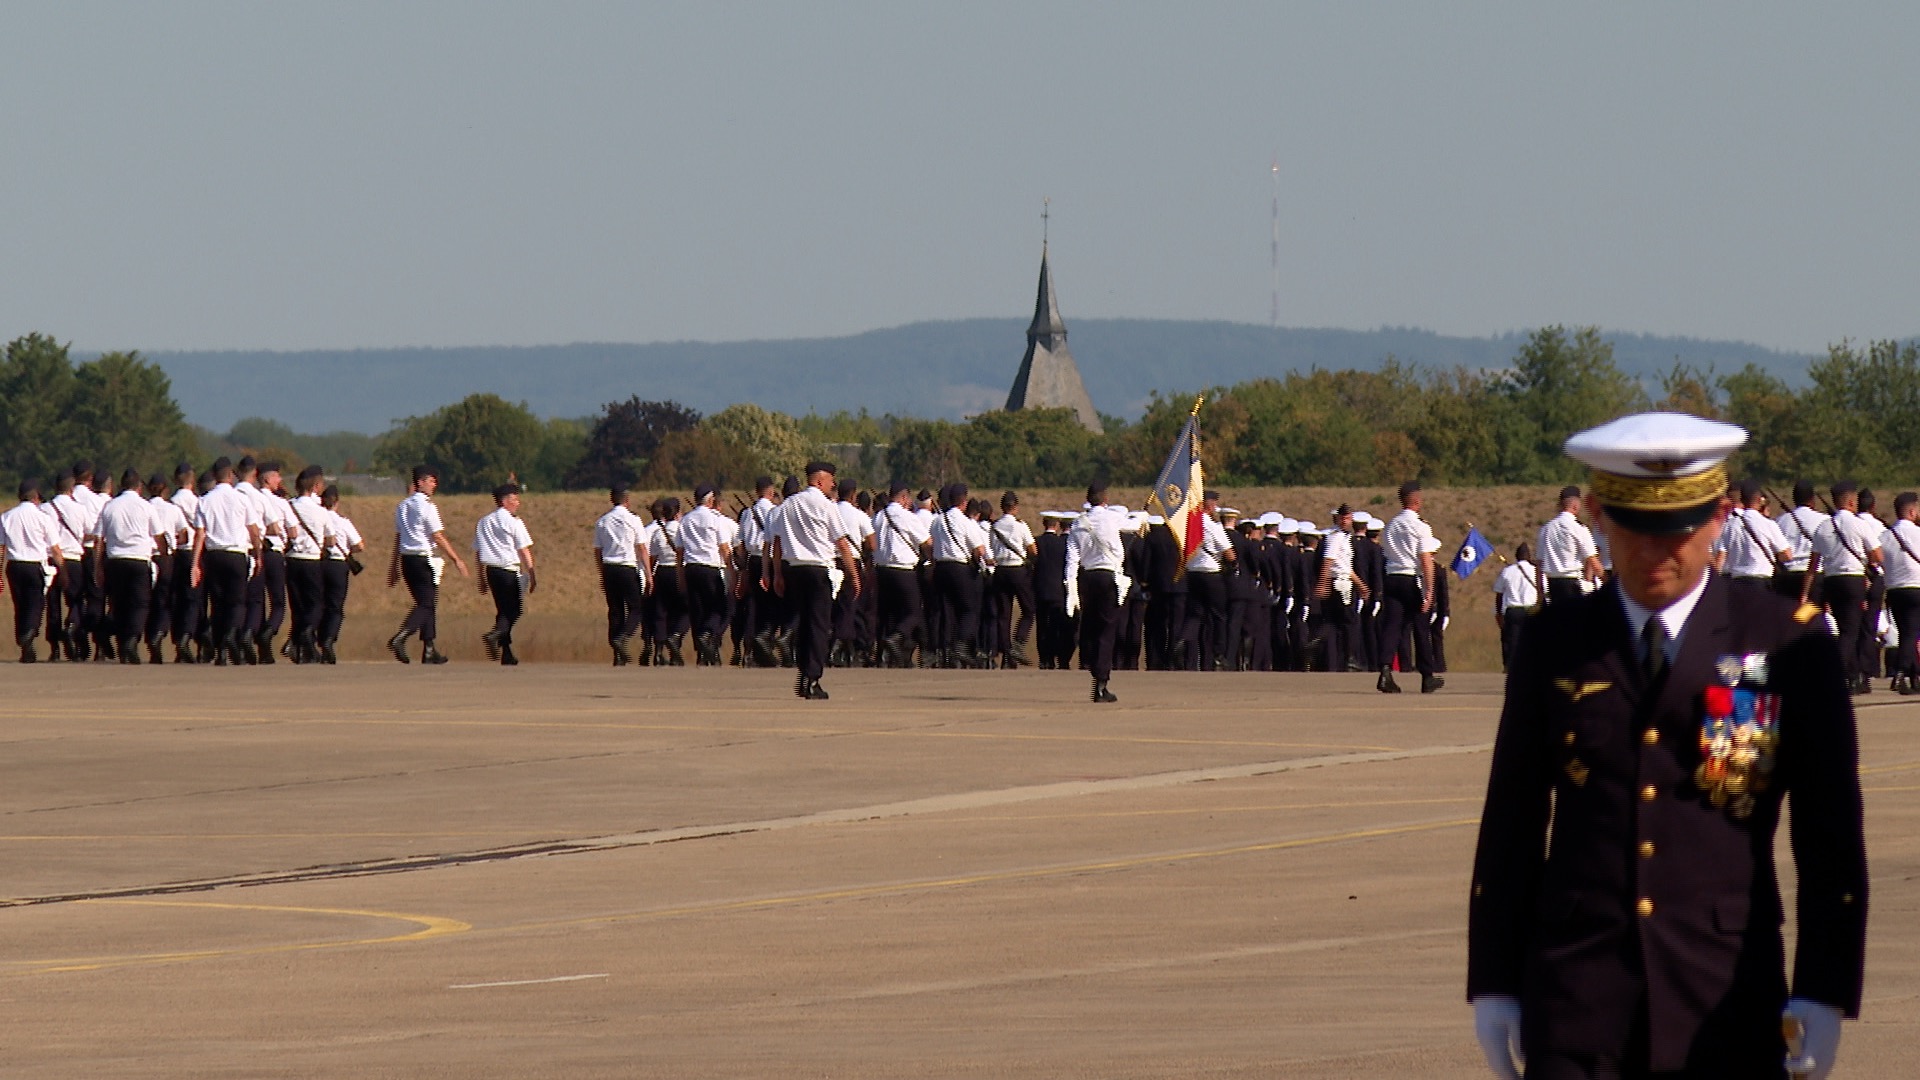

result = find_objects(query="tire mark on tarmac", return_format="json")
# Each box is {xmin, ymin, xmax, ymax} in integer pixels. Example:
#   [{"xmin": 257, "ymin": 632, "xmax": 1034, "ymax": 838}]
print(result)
[{"xmin": 0, "ymin": 743, "xmax": 1490, "ymax": 908}]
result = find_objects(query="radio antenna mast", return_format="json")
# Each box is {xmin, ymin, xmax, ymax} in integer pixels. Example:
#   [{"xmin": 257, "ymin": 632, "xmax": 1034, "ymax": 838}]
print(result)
[{"xmin": 1269, "ymin": 158, "xmax": 1280, "ymax": 330}]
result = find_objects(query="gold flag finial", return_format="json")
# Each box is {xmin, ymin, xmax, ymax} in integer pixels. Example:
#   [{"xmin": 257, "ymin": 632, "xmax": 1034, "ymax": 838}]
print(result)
[{"xmin": 1191, "ymin": 395, "xmax": 1205, "ymax": 417}]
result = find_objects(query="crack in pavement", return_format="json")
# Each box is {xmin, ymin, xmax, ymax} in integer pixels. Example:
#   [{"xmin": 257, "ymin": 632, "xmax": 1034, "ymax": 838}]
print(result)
[{"xmin": 0, "ymin": 742, "xmax": 1490, "ymax": 909}]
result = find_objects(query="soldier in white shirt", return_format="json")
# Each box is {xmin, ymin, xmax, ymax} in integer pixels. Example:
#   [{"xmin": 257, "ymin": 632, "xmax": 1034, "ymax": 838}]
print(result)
[
  {"xmin": 1, "ymin": 478, "xmax": 63, "ymax": 661},
  {"xmin": 474, "ymin": 482, "xmax": 536, "ymax": 666},
  {"xmin": 1065, "ymin": 481, "xmax": 1128, "ymax": 703},
  {"xmin": 387, "ymin": 464, "xmax": 469, "ymax": 665},
  {"xmin": 1775, "ymin": 480, "xmax": 1827, "ymax": 603},
  {"xmin": 732, "ymin": 476, "xmax": 781, "ymax": 667},
  {"xmin": 95, "ymin": 469, "xmax": 167, "ymax": 664},
  {"xmin": 45, "ymin": 470, "xmax": 93, "ymax": 659},
  {"xmin": 144, "ymin": 473, "xmax": 192, "ymax": 664},
  {"xmin": 770, "ymin": 461, "xmax": 861, "ymax": 700},
  {"xmin": 593, "ymin": 485, "xmax": 651, "ymax": 666},
  {"xmin": 1535, "ymin": 485, "xmax": 1604, "ymax": 608},
  {"xmin": 1807, "ymin": 480, "xmax": 1884, "ymax": 695},
  {"xmin": 1713, "ymin": 481, "xmax": 1790, "ymax": 593},
  {"xmin": 282, "ymin": 466, "xmax": 332, "ymax": 664},
  {"xmin": 1377, "ymin": 481, "xmax": 1444, "ymax": 694},
  {"xmin": 1491, "ymin": 542, "xmax": 1540, "ymax": 672},
  {"xmin": 69, "ymin": 461, "xmax": 114, "ymax": 659},
  {"xmin": 316, "ymin": 484, "xmax": 362, "ymax": 664},
  {"xmin": 251, "ymin": 461, "xmax": 298, "ymax": 663},
  {"xmin": 829, "ymin": 478, "xmax": 877, "ymax": 667},
  {"xmin": 191, "ymin": 457, "xmax": 264, "ymax": 666},
  {"xmin": 1857, "ymin": 489, "xmax": 1890, "ymax": 686},
  {"xmin": 1312, "ymin": 504, "xmax": 1372, "ymax": 674},
  {"xmin": 872, "ymin": 482, "xmax": 932, "ymax": 667},
  {"xmin": 987, "ymin": 490, "xmax": 1039, "ymax": 668},
  {"xmin": 231, "ymin": 456, "xmax": 278, "ymax": 664},
  {"xmin": 166, "ymin": 462, "xmax": 206, "ymax": 659},
  {"xmin": 1182, "ymin": 490, "xmax": 1236, "ymax": 671},
  {"xmin": 929, "ymin": 482, "xmax": 989, "ymax": 668},
  {"xmin": 647, "ymin": 497, "xmax": 688, "ymax": 665},
  {"xmin": 1881, "ymin": 492, "xmax": 1920, "ymax": 695},
  {"xmin": 675, "ymin": 484, "xmax": 735, "ymax": 667}
]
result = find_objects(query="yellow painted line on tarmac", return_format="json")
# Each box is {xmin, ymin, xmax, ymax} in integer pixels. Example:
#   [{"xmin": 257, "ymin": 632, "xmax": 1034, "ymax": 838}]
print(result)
[
  {"xmin": 4, "ymin": 900, "xmax": 470, "ymax": 975},
  {"xmin": 0, "ymin": 831, "xmax": 568, "ymax": 842},
  {"xmin": 503, "ymin": 816, "xmax": 1482, "ymax": 936},
  {"xmin": 1860, "ymin": 759, "xmax": 1920, "ymax": 777},
  {"xmin": 1864, "ymin": 784, "xmax": 1920, "ymax": 794}
]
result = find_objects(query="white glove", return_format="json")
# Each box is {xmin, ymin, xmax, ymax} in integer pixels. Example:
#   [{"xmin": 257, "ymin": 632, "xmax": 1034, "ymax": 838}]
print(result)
[
  {"xmin": 1441, "ymin": 615, "xmax": 1450, "ymax": 632},
  {"xmin": 1284, "ymin": 597, "xmax": 1294, "ymax": 614},
  {"xmin": 1472, "ymin": 996, "xmax": 1523, "ymax": 1080},
  {"xmin": 1371, "ymin": 600, "xmax": 1381, "ymax": 617},
  {"xmin": 1783, "ymin": 998, "xmax": 1842, "ymax": 1080}
]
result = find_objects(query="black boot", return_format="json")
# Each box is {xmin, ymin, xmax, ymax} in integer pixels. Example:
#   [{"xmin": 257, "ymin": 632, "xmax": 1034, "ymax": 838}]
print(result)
[
  {"xmin": 697, "ymin": 632, "xmax": 719, "ymax": 667},
  {"xmin": 18, "ymin": 631, "xmax": 37, "ymax": 664},
  {"xmin": 1377, "ymin": 667, "xmax": 1402, "ymax": 694},
  {"xmin": 482, "ymin": 629, "xmax": 503, "ymax": 661},
  {"xmin": 421, "ymin": 643, "xmax": 449, "ymax": 665},
  {"xmin": 388, "ymin": 629, "xmax": 413, "ymax": 664},
  {"xmin": 147, "ymin": 639, "xmax": 165, "ymax": 665},
  {"xmin": 668, "ymin": 633, "xmax": 686, "ymax": 666},
  {"xmin": 255, "ymin": 632, "xmax": 275, "ymax": 665},
  {"xmin": 611, "ymin": 635, "xmax": 632, "ymax": 666},
  {"xmin": 1091, "ymin": 677, "xmax": 1117, "ymax": 704},
  {"xmin": 500, "ymin": 644, "xmax": 518, "ymax": 666},
  {"xmin": 120, "ymin": 638, "xmax": 142, "ymax": 664},
  {"xmin": 319, "ymin": 639, "xmax": 338, "ymax": 665},
  {"xmin": 1421, "ymin": 673, "xmax": 1445, "ymax": 694}
]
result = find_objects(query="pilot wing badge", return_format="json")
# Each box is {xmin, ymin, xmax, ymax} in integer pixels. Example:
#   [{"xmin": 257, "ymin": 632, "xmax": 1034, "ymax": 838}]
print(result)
[{"xmin": 1553, "ymin": 678, "xmax": 1613, "ymax": 703}]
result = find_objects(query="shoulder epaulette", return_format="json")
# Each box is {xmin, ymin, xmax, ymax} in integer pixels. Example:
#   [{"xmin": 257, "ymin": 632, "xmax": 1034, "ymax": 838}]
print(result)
[{"xmin": 1794, "ymin": 603, "xmax": 1822, "ymax": 624}]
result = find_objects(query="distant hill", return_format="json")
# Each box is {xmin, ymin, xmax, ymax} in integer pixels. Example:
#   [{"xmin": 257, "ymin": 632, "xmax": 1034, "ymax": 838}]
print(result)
[{"xmin": 145, "ymin": 320, "xmax": 1816, "ymax": 435}]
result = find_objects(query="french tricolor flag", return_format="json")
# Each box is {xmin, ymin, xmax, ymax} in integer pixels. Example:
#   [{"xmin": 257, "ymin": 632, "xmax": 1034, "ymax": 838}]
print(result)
[{"xmin": 1148, "ymin": 412, "xmax": 1206, "ymax": 573}]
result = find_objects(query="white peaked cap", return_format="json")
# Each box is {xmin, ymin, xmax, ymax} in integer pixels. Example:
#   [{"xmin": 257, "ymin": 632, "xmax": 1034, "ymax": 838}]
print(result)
[{"xmin": 1563, "ymin": 412, "xmax": 1747, "ymax": 478}]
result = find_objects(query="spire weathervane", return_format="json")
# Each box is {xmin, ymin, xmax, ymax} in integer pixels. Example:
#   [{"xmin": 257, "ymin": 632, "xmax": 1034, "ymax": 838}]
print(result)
[{"xmin": 1042, "ymin": 197, "xmax": 1050, "ymax": 247}]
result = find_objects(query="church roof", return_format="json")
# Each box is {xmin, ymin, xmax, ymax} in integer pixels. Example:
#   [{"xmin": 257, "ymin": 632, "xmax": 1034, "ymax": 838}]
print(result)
[{"xmin": 1005, "ymin": 245, "xmax": 1101, "ymax": 433}]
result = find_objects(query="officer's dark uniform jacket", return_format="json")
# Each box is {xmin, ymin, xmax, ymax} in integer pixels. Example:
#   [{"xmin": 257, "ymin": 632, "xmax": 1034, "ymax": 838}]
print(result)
[{"xmin": 1468, "ymin": 575, "xmax": 1866, "ymax": 1073}]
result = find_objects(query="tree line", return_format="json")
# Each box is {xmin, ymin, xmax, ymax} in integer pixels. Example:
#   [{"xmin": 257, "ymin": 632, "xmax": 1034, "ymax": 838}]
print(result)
[{"xmin": 5, "ymin": 328, "xmax": 1917, "ymax": 494}]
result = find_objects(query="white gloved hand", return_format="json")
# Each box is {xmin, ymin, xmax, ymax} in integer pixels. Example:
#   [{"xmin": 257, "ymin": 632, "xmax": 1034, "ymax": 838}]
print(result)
[
  {"xmin": 1284, "ymin": 597, "xmax": 1294, "ymax": 614},
  {"xmin": 1441, "ymin": 615, "xmax": 1450, "ymax": 632},
  {"xmin": 1472, "ymin": 995, "xmax": 1524, "ymax": 1080},
  {"xmin": 1370, "ymin": 600, "xmax": 1381, "ymax": 617},
  {"xmin": 1783, "ymin": 998, "xmax": 1842, "ymax": 1080}
]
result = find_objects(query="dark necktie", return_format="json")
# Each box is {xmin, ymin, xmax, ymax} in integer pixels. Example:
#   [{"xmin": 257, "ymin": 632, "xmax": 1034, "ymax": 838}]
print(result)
[{"xmin": 1641, "ymin": 618, "xmax": 1669, "ymax": 682}]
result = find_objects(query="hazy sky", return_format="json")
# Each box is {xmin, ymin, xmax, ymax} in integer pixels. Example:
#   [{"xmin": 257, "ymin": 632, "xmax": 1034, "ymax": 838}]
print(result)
[{"xmin": 3, "ymin": 3, "xmax": 1916, "ymax": 356}]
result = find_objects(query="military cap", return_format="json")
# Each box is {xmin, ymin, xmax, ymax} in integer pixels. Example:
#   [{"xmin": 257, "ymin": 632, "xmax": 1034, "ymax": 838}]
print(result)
[{"xmin": 1563, "ymin": 411, "xmax": 1746, "ymax": 535}]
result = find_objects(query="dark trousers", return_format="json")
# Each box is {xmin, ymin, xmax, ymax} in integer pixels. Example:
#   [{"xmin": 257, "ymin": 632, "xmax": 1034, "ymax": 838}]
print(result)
[
  {"xmin": 319, "ymin": 559, "xmax": 350, "ymax": 644},
  {"xmin": 1077, "ymin": 569, "xmax": 1122, "ymax": 682},
  {"xmin": 485, "ymin": 565, "xmax": 523, "ymax": 644},
  {"xmin": 1184, "ymin": 571, "xmax": 1226, "ymax": 670},
  {"xmin": 877, "ymin": 566, "xmax": 923, "ymax": 646},
  {"xmin": 1824, "ymin": 574, "xmax": 1868, "ymax": 682},
  {"xmin": 7, "ymin": 561, "xmax": 46, "ymax": 648},
  {"xmin": 147, "ymin": 553, "xmax": 174, "ymax": 644},
  {"xmin": 1036, "ymin": 598, "xmax": 1073, "ymax": 667},
  {"xmin": 737, "ymin": 556, "xmax": 773, "ymax": 641},
  {"xmin": 1223, "ymin": 588, "xmax": 1250, "ymax": 670},
  {"xmin": 784, "ymin": 564, "xmax": 833, "ymax": 681},
  {"xmin": 932, "ymin": 561, "xmax": 981, "ymax": 650},
  {"xmin": 287, "ymin": 558, "xmax": 324, "ymax": 642},
  {"xmin": 1890, "ymin": 588, "xmax": 1920, "ymax": 680},
  {"xmin": 49, "ymin": 559, "xmax": 82, "ymax": 644},
  {"xmin": 1377, "ymin": 574, "xmax": 1435, "ymax": 676},
  {"xmin": 682, "ymin": 564, "xmax": 728, "ymax": 642},
  {"xmin": 1773, "ymin": 568, "xmax": 1807, "ymax": 602},
  {"xmin": 105, "ymin": 558, "xmax": 152, "ymax": 647},
  {"xmin": 261, "ymin": 549, "xmax": 287, "ymax": 636},
  {"xmin": 1499, "ymin": 609, "xmax": 1530, "ymax": 671},
  {"xmin": 1545, "ymin": 577, "xmax": 1585, "ymax": 608},
  {"xmin": 1317, "ymin": 591, "xmax": 1356, "ymax": 672},
  {"xmin": 1145, "ymin": 590, "xmax": 1186, "ymax": 670},
  {"xmin": 991, "ymin": 565, "xmax": 1036, "ymax": 656},
  {"xmin": 1862, "ymin": 575, "xmax": 1887, "ymax": 677},
  {"xmin": 202, "ymin": 550, "xmax": 250, "ymax": 644},
  {"xmin": 649, "ymin": 568, "xmax": 688, "ymax": 643},
  {"xmin": 82, "ymin": 549, "xmax": 108, "ymax": 647},
  {"xmin": 171, "ymin": 562, "xmax": 203, "ymax": 646},
  {"xmin": 601, "ymin": 563, "xmax": 644, "ymax": 643},
  {"xmin": 399, "ymin": 553, "xmax": 439, "ymax": 643},
  {"xmin": 1239, "ymin": 594, "xmax": 1271, "ymax": 671}
]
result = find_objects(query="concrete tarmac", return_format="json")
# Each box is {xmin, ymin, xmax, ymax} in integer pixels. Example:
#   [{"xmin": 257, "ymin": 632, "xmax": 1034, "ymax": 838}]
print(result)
[{"xmin": 1, "ymin": 664, "xmax": 1915, "ymax": 1077}]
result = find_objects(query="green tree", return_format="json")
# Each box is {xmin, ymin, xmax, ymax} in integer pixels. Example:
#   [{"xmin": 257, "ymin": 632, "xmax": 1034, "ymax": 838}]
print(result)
[
  {"xmin": 958, "ymin": 408, "xmax": 1103, "ymax": 488},
  {"xmin": 68, "ymin": 350, "xmax": 199, "ymax": 475},
  {"xmin": 702, "ymin": 403, "xmax": 814, "ymax": 479},
  {"xmin": 374, "ymin": 393, "xmax": 544, "ymax": 493},
  {"xmin": 1500, "ymin": 326, "xmax": 1647, "ymax": 483},
  {"xmin": 566, "ymin": 397, "xmax": 702, "ymax": 488},
  {"xmin": 638, "ymin": 429, "xmax": 763, "ymax": 490},
  {"xmin": 527, "ymin": 417, "xmax": 589, "ymax": 490},
  {"xmin": 0, "ymin": 333, "xmax": 81, "ymax": 484},
  {"xmin": 887, "ymin": 419, "xmax": 966, "ymax": 487}
]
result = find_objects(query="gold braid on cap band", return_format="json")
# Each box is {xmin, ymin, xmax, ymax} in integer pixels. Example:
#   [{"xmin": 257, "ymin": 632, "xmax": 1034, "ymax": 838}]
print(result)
[{"xmin": 1589, "ymin": 464, "xmax": 1728, "ymax": 512}]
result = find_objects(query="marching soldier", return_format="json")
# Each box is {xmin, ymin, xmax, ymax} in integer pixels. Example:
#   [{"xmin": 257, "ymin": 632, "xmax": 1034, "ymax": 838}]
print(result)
[
  {"xmin": 316, "ymin": 484, "xmax": 362, "ymax": 664},
  {"xmin": 1, "ymin": 479, "xmax": 61, "ymax": 662},
  {"xmin": 1182, "ymin": 491, "xmax": 1233, "ymax": 670},
  {"xmin": 1312, "ymin": 506, "xmax": 1370, "ymax": 673},
  {"xmin": 1377, "ymin": 482, "xmax": 1442, "ymax": 694},
  {"xmin": 282, "ymin": 466, "xmax": 330, "ymax": 664},
  {"xmin": 144, "ymin": 474, "xmax": 191, "ymax": 664},
  {"xmin": 1805, "ymin": 482, "xmax": 1882, "ymax": 696},
  {"xmin": 190, "ymin": 457, "xmax": 262, "ymax": 666},
  {"xmin": 1491, "ymin": 542, "xmax": 1539, "ymax": 673},
  {"xmin": 475, "ymin": 482, "xmax": 536, "ymax": 666},
  {"xmin": 733, "ymin": 476, "xmax": 779, "ymax": 665},
  {"xmin": 1065, "ymin": 482, "xmax": 1127, "ymax": 703},
  {"xmin": 387, "ymin": 465, "xmax": 468, "ymax": 665},
  {"xmin": 1882, "ymin": 491, "xmax": 1920, "ymax": 695},
  {"xmin": 594, "ymin": 485, "xmax": 651, "ymax": 666},
  {"xmin": 1033, "ymin": 511, "xmax": 1074, "ymax": 670},
  {"xmin": 94, "ymin": 468, "xmax": 166, "ymax": 664},
  {"xmin": 168, "ymin": 463, "xmax": 205, "ymax": 662},
  {"xmin": 46, "ymin": 471, "xmax": 90, "ymax": 660},
  {"xmin": 676, "ymin": 485, "xmax": 735, "ymax": 667},
  {"xmin": 872, "ymin": 483, "xmax": 930, "ymax": 667},
  {"xmin": 770, "ymin": 461, "xmax": 861, "ymax": 700},
  {"xmin": 1535, "ymin": 485, "xmax": 1603, "ymax": 607},
  {"xmin": 1714, "ymin": 481, "xmax": 1790, "ymax": 592},
  {"xmin": 988, "ymin": 491, "xmax": 1038, "ymax": 668},
  {"xmin": 1774, "ymin": 481, "xmax": 1825, "ymax": 602},
  {"xmin": 1470, "ymin": 412, "xmax": 1866, "ymax": 1080},
  {"xmin": 929, "ymin": 483, "xmax": 988, "ymax": 668}
]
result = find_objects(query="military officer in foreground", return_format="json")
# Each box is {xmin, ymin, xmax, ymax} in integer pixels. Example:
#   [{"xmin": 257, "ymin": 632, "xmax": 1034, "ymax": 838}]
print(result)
[{"xmin": 1469, "ymin": 412, "xmax": 1866, "ymax": 1080}]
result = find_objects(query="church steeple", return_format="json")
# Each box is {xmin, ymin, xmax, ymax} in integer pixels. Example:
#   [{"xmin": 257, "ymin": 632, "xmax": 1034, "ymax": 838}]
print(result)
[{"xmin": 1005, "ymin": 223, "xmax": 1101, "ymax": 433}]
